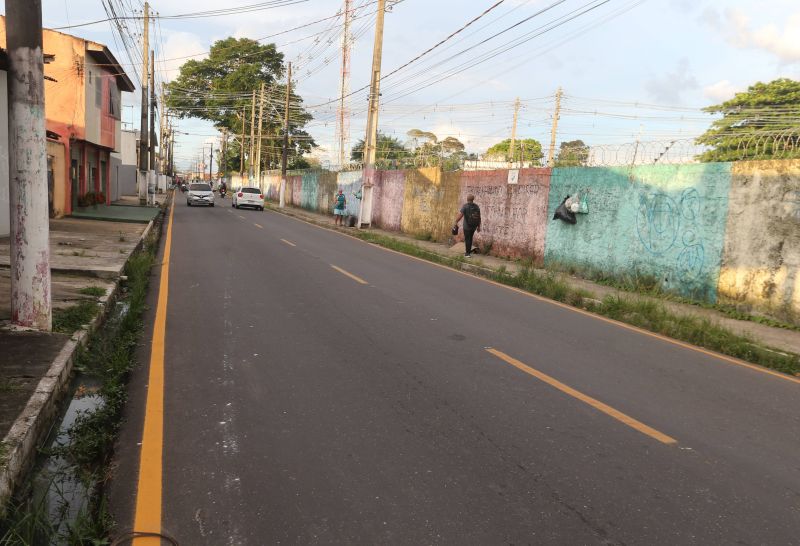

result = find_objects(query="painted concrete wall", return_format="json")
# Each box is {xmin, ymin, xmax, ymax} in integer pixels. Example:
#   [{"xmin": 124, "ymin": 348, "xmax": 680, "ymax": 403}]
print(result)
[
  {"xmin": 544, "ymin": 163, "xmax": 731, "ymax": 301},
  {"xmin": 460, "ymin": 168, "xmax": 551, "ymax": 262},
  {"xmin": 336, "ymin": 171, "xmax": 363, "ymax": 217},
  {"xmin": 0, "ymin": 70, "xmax": 8, "ymax": 237},
  {"xmin": 719, "ymin": 160, "xmax": 800, "ymax": 315},
  {"xmin": 399, "ymin": 167, "xmax": 462, "ymax": 241},
  {"xmin": 372, "ymin": 170, "xmax": 405, "ymax": 231}
]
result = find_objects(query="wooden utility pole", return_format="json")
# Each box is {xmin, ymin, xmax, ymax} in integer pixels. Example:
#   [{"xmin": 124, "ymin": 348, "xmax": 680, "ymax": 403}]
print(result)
[
  {"xmin": 509, "ymin": 97, "xmax": 520, "ymax": 165},
  {"xmin": 159, "ymin": 84, "xmax": 166, "ymax": 174},
  {"xmin": 6, "ymin": 0, "xmax": 52, "ymax": 330},
  {"xmin": 358, "ymin": 0, "xmax": 387, "ymax": 227},
  {"xmin": 209, "ymin": 143, "xmax": 214, "ymax": 183},
  {"xmin": 138, "ymin": 1, "xmax": 149, "ymax": 204},
  {"xmin": 279, "ymin": 63, "xmax": 292, "ymax": 208},
  {"xmin": 248, "ymin": 90, "xmax": 256, "ymax": 180},
  {"xmin": 221, "ymin": 128, "xmax": 228, "ymax": 178},
  {"xmin": 547, "ymin": 87, "xmax": 563, "ymax": 167},
  {"xmin": 239, "ymin": 107, "xmax": 246, "ymax": 176},
  {"xmin": 255, "ymin": 82, "xmax": 265, "ymax": 188}
]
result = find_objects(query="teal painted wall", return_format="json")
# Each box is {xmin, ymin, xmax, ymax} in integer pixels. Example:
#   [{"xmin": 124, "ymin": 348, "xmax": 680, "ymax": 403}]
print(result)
[
  {"xmin": 544, "ymin": 163, "xmax": 732, "ymax": 301},
  {"xmin": 300, "ymin": 171, "xmax": 319, "ymax": 211}
]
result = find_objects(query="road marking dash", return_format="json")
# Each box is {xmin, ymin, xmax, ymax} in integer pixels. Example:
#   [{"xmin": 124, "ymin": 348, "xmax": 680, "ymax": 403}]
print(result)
[
  {"xmin": 331, "ymin": 264, "xmax": 368, "ymax": 285},
  {"xmin": 254, "ymin": 223, "xmax": 263, "ymax": 229},
  {"xmin": 280, "ymin": 238, "xmax": 296, "ymax": 247},
  {"xmin": 486, "ymin": 348, "xmax": 677, "ymax": 445},
  {"xmin": 237, "ymin": 215, "xmax": 245, "ymax": 219}
]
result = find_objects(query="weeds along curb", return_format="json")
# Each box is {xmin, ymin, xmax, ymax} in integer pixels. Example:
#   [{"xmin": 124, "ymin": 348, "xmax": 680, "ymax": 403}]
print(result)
[
  {"xmin": 0, "ymin": 206, "xmax": 164, "ymax": 517},
  {"xmin": 267, "ymin": 204, "xmax": 800, "ymax": 377}
]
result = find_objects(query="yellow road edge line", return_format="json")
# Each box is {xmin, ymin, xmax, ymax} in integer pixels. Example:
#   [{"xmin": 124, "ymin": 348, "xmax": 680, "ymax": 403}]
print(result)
[
  {"xmin": 487, "ymin": 348, "xmax": 678, "ymax": 445},
  {"xmin": 331, "ymin": 264, "xmax": 368, "ymax": 285},
  {"xmin": 280, "ymin": 238, "xmax": 296, "ymax": 247},
  {"xmin": 254, "ymin": 223, "xmax": 264, "ymax": 229},
  {"xmin": 268, "ymin": 210, "xmax": 800, "ymax": 387},
  {"xmin": 132, "ymin": 200, "xmax": 174, "ymax": 541}
]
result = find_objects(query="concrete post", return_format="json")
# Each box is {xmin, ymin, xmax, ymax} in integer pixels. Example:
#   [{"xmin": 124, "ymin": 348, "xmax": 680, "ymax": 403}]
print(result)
[{"xmin": 6, "ymin": 0, "xmax": 52, "ymax": 330}]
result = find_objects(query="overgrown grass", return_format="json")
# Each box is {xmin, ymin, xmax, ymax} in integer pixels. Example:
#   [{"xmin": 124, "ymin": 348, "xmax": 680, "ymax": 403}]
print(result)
[
  {"xmin": 78, "ymin": 286, "xmax": 106, "ymax": 298},
  {"xmin": 52, "ymin": 301, "xmax": 99, "ymax": 334},
  {"xmin": 1, "ymin": 212, "xmax": 162, "ymax": 543},
  {"xmin": 348, "ymin": 224, "xmax": 800, "ymax": 376}
]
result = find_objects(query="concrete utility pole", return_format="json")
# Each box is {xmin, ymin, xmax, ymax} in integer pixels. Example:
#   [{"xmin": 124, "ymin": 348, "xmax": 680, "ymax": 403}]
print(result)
[
  {"xmin": 209, "ymin": 143, "xmax": 213, "ymax": 183},
  {"xmin": 159, "ymin": 83, "xmax": 166, "ymax": 174},
  {"xmin": 6, "ymin": 0, "xmax": 52, "ymax": 330},
  {"xmin": 255, "ymin": 82, "xmax": 265, "ymax": 188},
  {"xmin": 221, "ymin": 128, "xmax": 228, "ymax": 177},
  {"xmin": 138, "ymin": 2, "xmax": 149, "ymax": 204},
  {"xmin": 239, "ymin": 107, "xmax": 246, "ymax": 176},
  {"xmin": 547, "ymin": 87, "xmax": 563, "ymax": 168},
  {"xmin": 358, "ymin": 0, "xmax": 387, "ymax": 228},
  {"xmin": 248, "ymin": 90, "xmax": 256, "ymax": 180},
  {"xmin": 509, "ymin": 97, "xmax": 520, "ymax": 165},
  {"xmin": 279, "ymin": 62, "xmax": 292, "ymax": 208}
]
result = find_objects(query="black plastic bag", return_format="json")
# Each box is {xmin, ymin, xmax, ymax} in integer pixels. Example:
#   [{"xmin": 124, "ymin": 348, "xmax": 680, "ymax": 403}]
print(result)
[
  {"xmin": 451, "ymin": 224, "xmax": 459, "ymax": 236},
  {"xmin": 553, "ymin": 196, "xmax": 577, "ymax": 224}
]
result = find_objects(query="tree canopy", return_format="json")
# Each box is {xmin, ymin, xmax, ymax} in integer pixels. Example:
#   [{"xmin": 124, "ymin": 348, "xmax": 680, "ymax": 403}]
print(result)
[
  {"xmin": 695, "ymin": 78, "xmax": 800, "ymax": 162},
  {"xmin": 485, "ymin": 138, "xmax": 543, "ymax": 162},
  {"xmin": 351, "ymin": 133, "xmax": 409, "ymax": 167},
  {"xmin": 166, "ymin": 37, "xmax": 315, "ymax": 172},
  {"xmin": 554, "ymin": 139, "xmax": 590, "ymax": 167}
]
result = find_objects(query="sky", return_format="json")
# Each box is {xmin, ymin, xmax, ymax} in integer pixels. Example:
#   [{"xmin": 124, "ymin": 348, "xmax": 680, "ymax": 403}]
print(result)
[{"xmin": 28, "ymin": 0, "xmax": 800, "ymax": 169}]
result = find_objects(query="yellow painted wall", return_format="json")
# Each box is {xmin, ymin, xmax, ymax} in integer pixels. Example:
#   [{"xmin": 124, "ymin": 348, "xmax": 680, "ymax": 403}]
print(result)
[
  {"xmin": 400, "ymin": 168, "xmax": 461, "ymax": 241},
  {"xmin": 719, "ymin": 160, "xmax": 800, "ymax": 317},
  {"xmin": 47, "ymin": 141, "xmax": 66, "ymax": 218}
]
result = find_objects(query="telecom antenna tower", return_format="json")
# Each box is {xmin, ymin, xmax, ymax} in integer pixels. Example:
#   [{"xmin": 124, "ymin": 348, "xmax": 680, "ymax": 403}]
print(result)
[{"xmin": 335, "ymin": 0, "xmax": 353, "ymax": 167}]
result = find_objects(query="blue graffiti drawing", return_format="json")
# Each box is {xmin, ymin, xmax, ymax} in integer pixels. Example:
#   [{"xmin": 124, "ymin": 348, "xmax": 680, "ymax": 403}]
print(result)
[
  {"xmin": 677, "ymin": 244, "xmax": 705, "ymax": 281},
  {"xmin": 636, "ymin": 192, "xmax": 679, "ymax": 255},
  {"xmin": 680, "ymin": 188, "xmax": 701, "ymax": 221}
]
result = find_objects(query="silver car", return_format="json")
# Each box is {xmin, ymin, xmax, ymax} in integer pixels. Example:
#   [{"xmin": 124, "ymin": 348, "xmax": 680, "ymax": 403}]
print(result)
[{"xmin": 186, "ymin": 183, "xmax": 215, "ymax": 207}]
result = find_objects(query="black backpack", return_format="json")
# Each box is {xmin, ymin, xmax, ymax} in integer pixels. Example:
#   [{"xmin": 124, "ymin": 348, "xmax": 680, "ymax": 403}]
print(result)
[{"xmin": 464, "ymin": 202, "xmax": 481, "ymax": 229}]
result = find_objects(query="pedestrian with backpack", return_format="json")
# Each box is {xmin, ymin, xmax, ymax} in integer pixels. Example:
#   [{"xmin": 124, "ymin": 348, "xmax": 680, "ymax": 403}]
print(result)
[{"xmin": 453, "ymin": 194, "xmax": 481, "ymax": 258}]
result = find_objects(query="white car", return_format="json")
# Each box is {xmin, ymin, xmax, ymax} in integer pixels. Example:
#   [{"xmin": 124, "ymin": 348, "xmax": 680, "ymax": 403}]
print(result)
[
  {"xmin": 233, "ymin": 186, "xmax": 264, "ymax": 211},
  {"xmin": 186, "ymin": 183, "xmax": 215, "ymax": 207}
]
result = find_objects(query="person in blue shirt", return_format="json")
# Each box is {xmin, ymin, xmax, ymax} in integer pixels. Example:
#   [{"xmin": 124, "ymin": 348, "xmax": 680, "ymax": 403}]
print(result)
[{"xmin": 333, "ymin": 189, "xmax": 347, "ymax": 226}]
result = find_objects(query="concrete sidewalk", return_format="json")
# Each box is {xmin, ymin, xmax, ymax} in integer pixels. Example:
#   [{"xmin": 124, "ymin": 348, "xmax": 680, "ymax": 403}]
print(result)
[
  {"xmin": 0, "ymin": 204, "xmax": 162, "ymax": 512},
  {"xmin": 270, "ymin": 203, "xmax": 800, "ymax": 357}
]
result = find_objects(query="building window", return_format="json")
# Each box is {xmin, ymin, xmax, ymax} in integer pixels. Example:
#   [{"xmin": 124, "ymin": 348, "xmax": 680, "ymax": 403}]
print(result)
[
  {"xmin": 108, "ymin": 80, "xmax": 120, "ymax": 119},
  {"xmin": 95, "ymin": 75, "xmax": 102, "ymax": 107}
]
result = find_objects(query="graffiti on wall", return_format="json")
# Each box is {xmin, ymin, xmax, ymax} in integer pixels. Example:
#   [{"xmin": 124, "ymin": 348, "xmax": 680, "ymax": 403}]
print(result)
[{"xmin": 636, "ymin": 188, "xmax": 705, "ymax": 282}]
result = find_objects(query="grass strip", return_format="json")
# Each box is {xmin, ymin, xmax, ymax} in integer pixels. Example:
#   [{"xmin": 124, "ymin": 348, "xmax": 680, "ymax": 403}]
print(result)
[
  {"xmin": 52, "ymin": 301, "xmax": 99, "ymax": 334},
  {"xmin": 78, "ymin": 286, "xmax": 106, "ymax": 298},
  {"xmin": 336, "ymin": 220, "xmax": 800, "ymax": 376}
]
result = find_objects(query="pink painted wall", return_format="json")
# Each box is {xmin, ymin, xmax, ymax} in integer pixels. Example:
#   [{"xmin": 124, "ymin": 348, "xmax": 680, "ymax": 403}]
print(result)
[
  {"xmin": 290, "ymin": 175, "xmax": 302, "ymax": 206},
  {"xmin": 372, "ymin": 170, "xmax": 405, "ymax": 231},
  {"xmin": 460, "ymin": 168, "xmax": 551, "ymax": 263}
]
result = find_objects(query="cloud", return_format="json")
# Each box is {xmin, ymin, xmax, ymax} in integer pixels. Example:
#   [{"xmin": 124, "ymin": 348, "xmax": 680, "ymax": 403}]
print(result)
[
  {"xmin": 160, "ymin": 30, "xmax": 207, "ymax": 81},
  {"xmin": 702, "ymin": 80, "xmax": 743, "ymax": 102},
  {"xmin": 706, "ymin": 8, "xmax": 800, "ymax": 64},
  {"xmin": 644, "ymin": 58, "xmax": 698, "ymax": 104}
]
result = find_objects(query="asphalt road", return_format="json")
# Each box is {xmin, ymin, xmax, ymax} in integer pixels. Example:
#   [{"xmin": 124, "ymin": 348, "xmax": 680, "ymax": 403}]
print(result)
[{"xmin": 111, "ymin": 198, "xmax": 800, "ymax": 545}]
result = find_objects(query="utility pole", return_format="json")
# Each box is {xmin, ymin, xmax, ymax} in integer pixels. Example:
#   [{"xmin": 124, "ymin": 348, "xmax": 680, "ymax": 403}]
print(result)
[
  {"xmin": 239, "ymin": 107, "xmax": 246, "ymax": 176},
  {"xmin": 221, "ymin": 128, "xmax": 228, "ymax": 178},
  {"xmin": 279, "ymin": 62, "xmax": 292, "ymax": 208},
  {"xmin": 358, "ymin": 0, "xmax": 387, "ymax": 228},
  {"xmin": 255, "ymin": 82, "xmax": 265, "ymax": 189},
  {"xmin": 336, "ymin": 0, "xmax": 353, "ymax": 167},
  {"xmin": 248, "ymin": 90, "xmax": 256, "ymax": 180},
  {"xmin": 137, "ymin": 2, "xmax": 150, "ymax": 204},
  {"xmin": 159, "ymin": 83, "xmax": 166, "ymax": 175},
  {"xmin": 6, "ymin": 0, "xmax": 51, "ymax": 330},
  {"xmin": 509, "ymin": 97, "xmax": 520, "ymax": 165},
  {"xmin": 547, "ymin": 87, "xmax": 563, "ymax": 167},
  {"xmin": 209, "ymin": 143, "xmax": 214, "ymax": 183},
  {"xmin": 148, "ymin": 49, "xmax": 156, "ymax": 201}
]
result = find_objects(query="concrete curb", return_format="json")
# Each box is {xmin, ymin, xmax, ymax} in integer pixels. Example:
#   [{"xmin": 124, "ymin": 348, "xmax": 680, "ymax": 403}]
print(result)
[{"xmin": 0, "ymin": 201, "xmax": 166, "ymax": 514}]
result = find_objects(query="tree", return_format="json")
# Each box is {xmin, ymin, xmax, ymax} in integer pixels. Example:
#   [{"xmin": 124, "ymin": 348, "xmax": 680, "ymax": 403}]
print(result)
[
  {"xmin": 554, "ymin": 139, "xmax": 589, "ymax": 167},
  {"xmin": 166, "ymin": 37, "xmax": 315, "ymax": 172},
  {"xmin": 485, "ymin": 138, "xmax": 543, "ymax": 162},
  {"xmin": 351, "ymin": 133, "xmax": 410, "ymax": 167},
  {"xmin": 696, "ymin": 78, "xmax": 800, "ymax": 162}
]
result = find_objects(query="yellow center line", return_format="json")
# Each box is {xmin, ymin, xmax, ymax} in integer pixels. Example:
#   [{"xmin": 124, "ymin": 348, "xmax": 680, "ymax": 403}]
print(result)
[
  {"xmin": 254, "ymin": 223, "xmax": 263, "ymax": 229},
  {"xmin": 486, "ymin": 348, "xmax": 678, "ymax": 445},
  {"xmin": 132, "ymin": 199, "xmax": 175, "ymax": 542},
  {"xmin": 280, "ymin": 238, "xmax": 296, "ymax": 247},
  {"xmin": 331, "ymin": 264, "xmax": 368, "ymax": 285}
]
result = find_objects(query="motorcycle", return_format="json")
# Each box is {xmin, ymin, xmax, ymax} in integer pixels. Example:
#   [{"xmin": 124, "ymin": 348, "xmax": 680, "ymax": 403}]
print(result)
[{"xmin": 219, "ymin": 187, "xmax": 227, "ymax": 199}]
